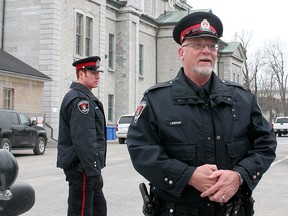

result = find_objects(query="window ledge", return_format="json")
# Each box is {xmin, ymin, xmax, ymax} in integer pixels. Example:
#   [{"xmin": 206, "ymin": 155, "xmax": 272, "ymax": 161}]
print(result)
[
  {"xmin": 108, "ymin": 68, "xmax": 115, "ymax": 73},
  {"xmin": 138, "ymin": 75, "xmax": 144, "ymax": 79}
]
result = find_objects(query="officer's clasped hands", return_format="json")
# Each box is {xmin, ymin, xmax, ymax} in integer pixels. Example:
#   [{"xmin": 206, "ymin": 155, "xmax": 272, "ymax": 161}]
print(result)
[
  {"xmin": 200, "ymin": 169, "xmax": 241, "ymax": 203},
  {"xmin": 188, "ymin": 164, "xmax": 218, "ymax": 193},
  {"xmin": 189, "ymin": 164, "xmax": 241, "ymax": 203}
]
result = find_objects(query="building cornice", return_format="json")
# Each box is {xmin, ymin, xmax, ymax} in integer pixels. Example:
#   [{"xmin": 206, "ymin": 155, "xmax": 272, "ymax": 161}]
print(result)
[{"xmin": 106, "ymin": 0, "xmax": 127, "ymax": 9}]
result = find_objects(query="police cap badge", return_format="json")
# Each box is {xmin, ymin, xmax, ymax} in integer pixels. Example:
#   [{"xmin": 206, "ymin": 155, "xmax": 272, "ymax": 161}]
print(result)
[{"xmin": 173, "ymin": 11, "xmax": 223, "ymax": 44}]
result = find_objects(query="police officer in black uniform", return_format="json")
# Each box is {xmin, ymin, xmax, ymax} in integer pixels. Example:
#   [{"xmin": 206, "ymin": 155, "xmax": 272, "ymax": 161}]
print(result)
[
  {"xmin": 57, "ymin": 56, "xmax": 107, "ymax": 216},
  {"xmin": 127, "ymin": 12, "xmax": 277, "ymax": 216}
]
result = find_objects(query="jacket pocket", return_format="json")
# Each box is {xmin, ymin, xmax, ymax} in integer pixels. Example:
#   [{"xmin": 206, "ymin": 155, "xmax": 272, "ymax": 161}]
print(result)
[
  {"xmin": 164, "ymin": 143, "xmax": 196, "ymax": 162},
  {"xmin": 227, "ymin": 138, "xmax": 249, "ymax": 158}
]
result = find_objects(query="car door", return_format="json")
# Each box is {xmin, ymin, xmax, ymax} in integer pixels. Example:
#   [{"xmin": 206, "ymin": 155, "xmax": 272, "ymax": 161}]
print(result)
[
  {"xmin": 18, "ymin": 113, "xmax": 37, "ymax": 146},
  {"xmin": 9, "ymin": 111, "xmax": 23, "ymax": 146},
  {"xmin": 11, "ymin": 112, "xmax": 36, "ymax": 146},
  {"xmin": 0, "ymin": 111, "xmax": 10, "ymax": 139}
]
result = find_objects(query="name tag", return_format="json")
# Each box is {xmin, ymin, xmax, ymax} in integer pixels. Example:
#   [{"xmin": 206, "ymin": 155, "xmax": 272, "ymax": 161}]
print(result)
[{"xmin": 165, "ymin": 120, "xmax": 187, "ymax": 127}]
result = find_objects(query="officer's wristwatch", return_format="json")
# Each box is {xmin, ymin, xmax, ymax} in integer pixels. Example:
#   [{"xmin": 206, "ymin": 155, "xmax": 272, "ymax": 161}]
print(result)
[{"xmin": 236, "ymin": 171, "xmax": 244, "ymax": 185}]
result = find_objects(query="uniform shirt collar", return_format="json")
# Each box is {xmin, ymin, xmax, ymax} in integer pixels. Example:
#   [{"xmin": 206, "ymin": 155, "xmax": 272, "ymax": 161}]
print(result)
[
  {"xmin": 182, "ymin": 71, "xmax": 212, "ymax": 95},
  {"xmin": 172, "ymin": 68, "xmax": 230, "ymax": 100},
  {"xmin": 70, "ymin": 81, "xmax": 98, "ymax": 101}
]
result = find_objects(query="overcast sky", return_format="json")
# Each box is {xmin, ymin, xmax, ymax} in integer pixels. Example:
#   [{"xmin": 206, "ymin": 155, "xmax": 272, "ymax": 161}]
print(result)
[{"xmin": 186, "ymin": 0, "xmax": 288, "ymax": 52}]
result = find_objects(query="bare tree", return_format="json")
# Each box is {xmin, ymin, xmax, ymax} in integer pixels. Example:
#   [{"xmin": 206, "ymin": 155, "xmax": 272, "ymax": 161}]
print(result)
[
  {"xmin": 233, "ymin": 30, "xmax": 252, "ymax": 49},
  {"xmin": 265, "ymin": 38, "xmax": 288, "ymax": 115},
  {"xmin": 247, "ymin": 50, "xmax": 266, "ymax": 97},
  {"xmin": 233, "ymin": 30, "xmax": 253, "ymax": 89},
  {"xmin": 257, "ymin": 68, "xmax": 278, "ymax": 122}
]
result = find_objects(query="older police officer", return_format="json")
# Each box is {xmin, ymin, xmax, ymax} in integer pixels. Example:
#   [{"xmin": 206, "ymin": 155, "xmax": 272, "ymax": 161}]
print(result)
[
  {"xmin": 57, "ymin": 56, "xmax": 107, "ymax": 216},
  {"xmin": 127, "ymin": 12, "xmax": 277, "ymax": 216}
]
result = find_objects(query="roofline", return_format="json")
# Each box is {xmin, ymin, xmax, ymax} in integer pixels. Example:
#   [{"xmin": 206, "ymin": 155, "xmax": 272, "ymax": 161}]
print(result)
[
  {"xmin": 0, "ymin": 70, "xmax": 52, "ymax": 82},
  {"xmin": 140, "ymin": 14, "xmax": 159, "ymax": 26},
  {"xmin": 106, "ymin": 0, "xmax": 127, "ymax": 9}
]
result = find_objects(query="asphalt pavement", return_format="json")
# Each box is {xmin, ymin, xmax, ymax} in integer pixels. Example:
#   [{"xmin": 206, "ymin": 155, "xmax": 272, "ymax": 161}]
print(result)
[{"xmin": 11, "ymin": 138, "xmax": 288, "ymax": 216}]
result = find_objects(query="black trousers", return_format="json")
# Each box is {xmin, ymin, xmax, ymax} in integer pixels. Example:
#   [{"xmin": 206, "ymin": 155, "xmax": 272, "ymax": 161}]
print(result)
[{"xmin": 64, "ymin": 168, "xmax": 107, "ymax": 216}]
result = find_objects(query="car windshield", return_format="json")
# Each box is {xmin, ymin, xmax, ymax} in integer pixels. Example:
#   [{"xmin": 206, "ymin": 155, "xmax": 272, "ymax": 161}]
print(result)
[
  {"xmin": 276, "ymin": 118, "xmax": 288, "ymax": 123},
  {"xmin": 119, "ymin": 116, "xmax": 133, "ymax": 124}
]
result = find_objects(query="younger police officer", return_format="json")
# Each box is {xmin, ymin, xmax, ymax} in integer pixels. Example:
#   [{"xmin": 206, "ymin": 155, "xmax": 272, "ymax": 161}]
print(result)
[
  {"xmin": 57, "ymin": 56, "xmax": 107, "ymax": 216},
  {"xmin": 127, "ymin": 12, "xmax": 277, "ymax": 216}
]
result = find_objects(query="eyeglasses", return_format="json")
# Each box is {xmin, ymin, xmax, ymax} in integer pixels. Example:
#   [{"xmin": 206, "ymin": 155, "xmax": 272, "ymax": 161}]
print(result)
[{"xmin": 182, "ymin": 42, "xmax": 218, "ymax": 51}]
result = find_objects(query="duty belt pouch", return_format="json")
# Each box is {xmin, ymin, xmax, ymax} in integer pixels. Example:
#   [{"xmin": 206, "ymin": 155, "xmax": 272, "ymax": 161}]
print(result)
[
  {"xmin": 223, "ymin": 202, "xmax": 233, "ymax": 215},
  {"xmin": 223, "ymin": 195, "xmax": 242, "ymax": 216},
  {"xmin": 139, "ymin": 183, "xmax": 160, "ymax": 216},
  {"xmin": 242, "ymin": 196, "xmax": 255, "ymax": 216}
]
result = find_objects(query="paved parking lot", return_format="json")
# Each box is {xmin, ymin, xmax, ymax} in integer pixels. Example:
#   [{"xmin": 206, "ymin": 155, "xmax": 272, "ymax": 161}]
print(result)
[{"xmin": 10, "ymin": 138, "xmax": 288, "ymax": 216}]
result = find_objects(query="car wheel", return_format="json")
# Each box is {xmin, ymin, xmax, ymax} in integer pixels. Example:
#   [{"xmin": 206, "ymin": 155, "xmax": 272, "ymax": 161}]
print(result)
[
  {"xmin": 33, "ymin": 137, "xmax": 46, "ymax": 155},
  {"xmin": 118, "ymin": 138, "xmax": 125, "ymax": 144},
  {"xmin": 0, "ymin": 138, "xmax": 12, "ymax": 151},
  {"xmin": 278, "ymin": 133, "xmax": 282, "ymax": 137}
]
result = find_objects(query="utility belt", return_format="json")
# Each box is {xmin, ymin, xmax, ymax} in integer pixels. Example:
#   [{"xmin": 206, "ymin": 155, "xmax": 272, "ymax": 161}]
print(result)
[
  {"xmin": 164, "ymin": 198, "xmax": 240, "ymax": 216},
  {"xmin": 139, "ymin": 183, "xmax": 254, "ymax": 216},
  {"xmin": 165, "ymin": 202, "xmax": 201, "ymax": 215}
]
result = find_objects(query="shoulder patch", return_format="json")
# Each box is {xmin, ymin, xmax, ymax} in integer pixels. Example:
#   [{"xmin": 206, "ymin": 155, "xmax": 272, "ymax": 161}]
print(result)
[
  {"xmin": 134, "ymin": 101, "xmax": 147, "ymax": 123},
  {"xmin": 78, "ymin": 100, "xmax": 89, "ymax": 114},
  {"xmin": 144, "ymin": 80, "xmax": 173, "ymax": 95}
]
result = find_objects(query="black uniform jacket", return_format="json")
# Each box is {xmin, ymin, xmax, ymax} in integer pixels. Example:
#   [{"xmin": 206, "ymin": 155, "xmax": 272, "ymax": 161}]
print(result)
[
  {"xmin": 127, "ymin": 69, "xmax": 277, "ymax": 207},
  {"xmin": 57, "ymin": 82, "xmax": 107, "ymax": 177}
]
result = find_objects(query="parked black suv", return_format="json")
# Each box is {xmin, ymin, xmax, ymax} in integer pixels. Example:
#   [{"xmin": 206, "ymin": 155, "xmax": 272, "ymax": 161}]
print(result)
[{"xmin": 0, "ymin": 109, "xmax": 48, "ymax": 155}]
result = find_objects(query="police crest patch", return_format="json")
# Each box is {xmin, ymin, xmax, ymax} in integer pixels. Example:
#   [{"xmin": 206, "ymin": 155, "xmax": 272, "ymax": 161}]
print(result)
[
  {"xmin": 78, "ymin": 100, "xmax": 89, "ymax": 114},
  {"xmin": 134, "ymin": 101, "xmax": 146, "ymax": 123}
]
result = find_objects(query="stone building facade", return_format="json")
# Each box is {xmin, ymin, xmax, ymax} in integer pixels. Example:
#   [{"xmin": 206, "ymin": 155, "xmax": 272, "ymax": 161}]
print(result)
[
  {"xmin": 0, "ymin": 0, "xmax": 245, "ymax": 139},
  {"xmin": 0, "ymin": 49, "xmax": 51, "ymax": 117}
]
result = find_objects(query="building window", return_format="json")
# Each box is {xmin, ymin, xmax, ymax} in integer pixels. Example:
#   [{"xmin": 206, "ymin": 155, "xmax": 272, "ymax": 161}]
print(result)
[
  {"xmin": 139, "ymin": 44, "xmax": 144, "ymax": 76},
  {"xmin": 3, "ymin": 88, "xmax": 14, "ymax": 109},
  {"xmin": 108, "ymin": 34, "xmax": 115, "ymax": 69},
  {"xmin": 75, "ymin": 12, "xmax": 94, "ymax": 57},
  {"xmin": 86, "ymin": 16, "xmax": 93, "ymax": 56},
  {"xmin": 76, "ymin": 13, "xmax": 83, "ymax": 56},
  {"xmin": 108, "ymin": 94, "xmax": 114, "ymax": 122}
]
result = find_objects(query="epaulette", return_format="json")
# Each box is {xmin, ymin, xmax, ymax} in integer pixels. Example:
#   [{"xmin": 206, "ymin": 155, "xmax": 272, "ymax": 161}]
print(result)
[
  {"xmin": 221, "ymin": 80, "xmax": 250, "ymax": 91},
  {"xmin": 144, "ymin": 80, "xmax": 173, "ymax": 95}
]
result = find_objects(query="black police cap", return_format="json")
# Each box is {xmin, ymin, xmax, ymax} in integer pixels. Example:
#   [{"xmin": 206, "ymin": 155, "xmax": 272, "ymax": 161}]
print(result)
[
  {"xmin": 173, "ymin": 11, "xmax": 223, "ymax": 45},
  {"xmin": 72, "ymin": 56, "xmax": 102, "ymax": 72}
]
